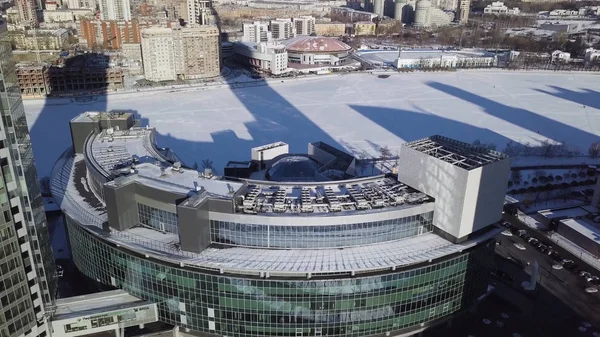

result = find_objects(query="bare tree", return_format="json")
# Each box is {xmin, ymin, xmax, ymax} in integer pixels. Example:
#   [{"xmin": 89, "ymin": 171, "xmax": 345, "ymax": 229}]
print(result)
[{"xmin": 589, "ymin": 142, "xmax": 600, "ymax": 158}]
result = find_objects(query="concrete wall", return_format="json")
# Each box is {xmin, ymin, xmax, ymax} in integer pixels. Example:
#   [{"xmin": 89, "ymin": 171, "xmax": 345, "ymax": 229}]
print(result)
[
  {"xmin": 70, "ymin": 121, "xmax": 98, "ymax": 154},
  {"xmin": 557, "ymin": 222, "xmax": 600, "ymax": 257},
  {"xmin": 397, "ymin": 146, "xmax": 510, "ymax": 241},
  {"xmin": 177, "ymin": 196, "xmax": 211, "ymax": 254},
  {"xmin": 105, "ymin": 181, "xmax": 138, "ymax": 231}
]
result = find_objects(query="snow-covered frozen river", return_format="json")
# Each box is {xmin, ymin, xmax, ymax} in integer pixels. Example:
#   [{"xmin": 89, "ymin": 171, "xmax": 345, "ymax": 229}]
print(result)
[{"xmin": 24, "ymin": 70, "xmax": 600, "ymax": 178}]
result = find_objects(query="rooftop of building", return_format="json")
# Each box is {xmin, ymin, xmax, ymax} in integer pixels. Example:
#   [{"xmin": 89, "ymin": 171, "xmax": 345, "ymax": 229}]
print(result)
[
  {"xmin": 53, "ymin": 290, "xmax": 152, "ymax": 321},
  {"xmin": 560, "ymin": 218, "xmax": 600, "ymax": 243},
  {"xmin": 404, "ymin": 135, "xmax": 508, "ymax": 170},
  {"xmin": 52, "ymin": 153, "xmax": 499, "ymax": 277},
  {"xmin": 71, "ymin": 111, "xmax": 132, "ymax": 123},
  {"xmin": 283, "ymin": 36, "xmax": 352, "ymax": 53}
]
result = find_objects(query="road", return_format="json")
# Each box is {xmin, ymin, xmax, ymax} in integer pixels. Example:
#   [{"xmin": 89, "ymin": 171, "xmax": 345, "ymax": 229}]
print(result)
[{"xmin": 498, "ymin": 216, "xmax": 600, "ymax": 327}]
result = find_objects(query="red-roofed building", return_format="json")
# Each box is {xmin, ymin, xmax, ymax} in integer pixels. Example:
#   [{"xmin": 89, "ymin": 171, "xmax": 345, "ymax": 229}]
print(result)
[{"xmin": 282, "ymin": 36, "xmax": 352, "ymax": 67}]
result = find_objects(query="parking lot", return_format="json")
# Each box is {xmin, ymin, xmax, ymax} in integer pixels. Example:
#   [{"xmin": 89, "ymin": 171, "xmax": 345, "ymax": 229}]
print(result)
[{"xmin": 423, "ymin": 216, "xmax": 600, "ymax": 337}]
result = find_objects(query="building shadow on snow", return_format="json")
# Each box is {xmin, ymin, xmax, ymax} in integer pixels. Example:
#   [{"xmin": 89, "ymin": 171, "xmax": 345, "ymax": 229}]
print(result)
[
  {"xmin": 534, "ymin": 86, "xmax": 600, "ymax": 112},
  {"xmin": 426, "ymin": 81, "xmax": 599, "ymax": 148}
]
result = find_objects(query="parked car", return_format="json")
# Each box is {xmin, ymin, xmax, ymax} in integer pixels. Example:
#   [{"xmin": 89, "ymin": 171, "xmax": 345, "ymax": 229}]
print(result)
[{"xmin": 501, "ymin": 221, "xmax": 511, "ymax": 228}]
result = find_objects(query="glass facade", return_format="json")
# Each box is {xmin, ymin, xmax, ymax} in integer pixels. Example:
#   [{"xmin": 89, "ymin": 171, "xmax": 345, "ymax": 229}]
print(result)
[
  {"xmin": 67, "ymin": 215, "xmax": 495, "ymax": 337},
  {"xmin": 0, "ymin": 24, "xmax": 55, "ymax": 305},
  {"xmin": 137, "ymin": 203, "xmax": 179, "ymax": 234},
  {"xmin": 210, "ymin": 212, "xmax": 434, "ymax": 249}
]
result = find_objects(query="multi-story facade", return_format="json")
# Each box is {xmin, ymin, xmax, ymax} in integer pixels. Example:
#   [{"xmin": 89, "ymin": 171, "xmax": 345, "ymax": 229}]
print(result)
[
  {"xmin": 233, "ymin": 42, "xmax": 288, "ymax": 75},
  {"xmin": 141, "ymin": 26, "xmax": 219, "ymax": 81},
  {"xmin": 78, "ymin": 19, "xmax": 142, "ymax": 50},
  {"xmin": 270, "ymin": 19, "xmax": 294, "ymax": 40},
  {"xmin": 179, "ymin": 26, "xmax": 220, "ymax": 79},
  {"xmin": 15, "ymin": 0, "xmax": 38, "ymax": 25},
  {"xmin": 67, "ymin": 0, "xmax": 96, "ymax": 9},
  {"xmin": 457, "ymin": 0, "xmax": 470, "ymax": 24},
  {"xmin": 314, "ymin": 23, "xmax": 345, "ymax": 37},
  {"xmin": 52, "ymin": 110, "xmax": 510, "ymax": 337},
  {"xmin": 187, "ymin": 0, "xmax": 212, "ymax": 26},
  {"xmin": 242, "ymin": 21, "xmax": 269, "ymax": 43},
  {"xmin": 292, "ymin": 16, "xmax": 315, "ymax": 35},
  {"xmin": 0, "ymin": 21, "xmax": 55, "ymax": 337},
  {"xmin": 16, "ymin": 56, "xmax": 125, "ymax": 97},
  {"xmin": 9, "ymin": 29, "xmax": 69, "ymax": 51},
  {"xmin": 141, "ymin": 27, "xmax": 179, "ymax": 81},
  {"xmin": 373, "ymin": 0, "xmax": 384, "ymax": 17},
  {"xmin": 99, "ymin": 0, "xmax": 132, "ymax": 21}
]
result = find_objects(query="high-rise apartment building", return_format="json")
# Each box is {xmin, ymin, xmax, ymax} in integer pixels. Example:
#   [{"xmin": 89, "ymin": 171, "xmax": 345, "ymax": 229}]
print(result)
[
  {"xmin": 186, "ymin": 0, "xmax": 211, "ymax": 26},
  {"xmin": 179, "ymin": 26, "xmax": 220, "ymax": 79},
  {"xmin": 373, "ymin": 0, "xmax": 384, "ymax": 17},
  {"xmin": 0, "ymin": 20, "xmax": 55, "ymax": 337},
  {"xmin": 79, "ymin": 19, "xmax": 142, "ymax": 50},
  {"xmin": 242, "ymin": 21, "xmax": 269, "ymax": 43},
  {"xmin": 99, "ymin": 0, "xmax": 132, "ymax": 21},
  {"xmin": 141, "ymin": 28, "xmax": 181, "ymax": 82},
  {"xmin": 270, "ymin": 18, "xmax": 294, "ymax": 40},
  {"xmin": 457, "ymin": 0, "xmax": 470, "ymax": 23},
  {"xmin": 141, "ymin": 26, "xmax": 219, "ymax": 81},
  {"xmin": 292, "ymin": 16, "xmax": 315, "ymax": 35},
  {"xmin": 15, "ymin": 0, "xmax": 38, "ymax": 25}
]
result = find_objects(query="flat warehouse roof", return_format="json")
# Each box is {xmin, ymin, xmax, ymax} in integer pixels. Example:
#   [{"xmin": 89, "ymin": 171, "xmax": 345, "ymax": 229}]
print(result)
[{"xmin": 404, "ymin": 135, "xmax": 508, "ymax": 170}]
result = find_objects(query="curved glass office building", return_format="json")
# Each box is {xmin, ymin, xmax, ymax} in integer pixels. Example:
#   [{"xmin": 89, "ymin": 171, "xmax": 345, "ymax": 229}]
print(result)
[{"xmin": 52, "ymin": 112, "xmax": 510, "ymax": 337}]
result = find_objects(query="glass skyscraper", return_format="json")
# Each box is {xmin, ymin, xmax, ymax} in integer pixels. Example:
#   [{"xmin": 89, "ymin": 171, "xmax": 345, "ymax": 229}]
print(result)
[{"xmin": 0, "ymin": 21, "xmax": 55, "ymax": 337}]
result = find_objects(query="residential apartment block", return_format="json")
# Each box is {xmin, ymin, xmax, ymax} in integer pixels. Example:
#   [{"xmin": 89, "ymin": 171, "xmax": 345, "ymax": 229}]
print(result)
[
  {"xmin": 141, "ymin": 25, "xmax": 219, "ymax": 81},
  {"xmin": 15, "ymin": 0, "xmax": 38, "ymax": 25},
  {"xmin": 99, "ymin": 0, "xmax": 132, "ymax": 21},
  {"xmin": 187, "ymin": 0, "xmax": 212, "ymax": 26},
  {"xmin": 292, "ymin": 16, "xmax": 315, "ymax": 35},
  {"xmin": 78, "ymin": 19, "xmax": 142, "ymax": 50},
  {"xmin": 242, "ymin": 21, "xmax": 269, "ymax": 43},
  {"xmin": 270, "ymin": 18, "xmax": 294, "ymax": 40}
]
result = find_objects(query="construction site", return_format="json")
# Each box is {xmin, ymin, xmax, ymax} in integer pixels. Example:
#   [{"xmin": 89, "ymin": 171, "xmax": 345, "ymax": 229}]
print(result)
[{"xmin": 16, "ymin": 53, "xmax": 124, "ymax": 97}]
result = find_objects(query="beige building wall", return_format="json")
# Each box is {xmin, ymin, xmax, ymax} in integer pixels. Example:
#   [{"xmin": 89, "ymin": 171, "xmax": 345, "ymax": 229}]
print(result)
[
  {"xmin": 354, "ymin": 22, "xmax": 376, "ymax": 36},
  {"xmin": 180, "ymin": 26, "xmax": 221, "ymax": 79},
  {"xmin": 315, "ymin": 23, "xmax": 345, "ymax": 36}
]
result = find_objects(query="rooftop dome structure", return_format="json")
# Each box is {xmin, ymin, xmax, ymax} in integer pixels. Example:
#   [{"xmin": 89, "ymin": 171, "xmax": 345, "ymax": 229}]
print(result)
[
  {"xmin": 265, "ymin": 155, "xmax": 326, "ymax": 182},
  {"xmin": 283, "ymin": 36, "xmax": 352, "ymax": 53}
]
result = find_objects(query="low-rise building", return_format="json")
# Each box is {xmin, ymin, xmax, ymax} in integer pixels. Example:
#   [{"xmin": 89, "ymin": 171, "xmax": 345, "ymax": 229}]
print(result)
[
  {"xmin": 43, "ymin": 8, "xmax": 95, "ymax": 23},
  {"xmin": 549, "ymin": 9, "xmax": 579, "ymax": 16},
  {"xmin": 331, "ymin": 7, "xmax": 378, "ymax": 22},
  {"xmin": 122, "ymin": 42, "xmax": 142, "ymax": 62},
  {"xmin": 551, "ymin": 50, "xmax": 570, "ymax": 63},
  {"xmin": 283, "ymin": 35, "xmax": 351, "ymax": 67},
  {"xmin": 395, "ymin": 49, "xmax": 496, "ymax": 68},
  {"xmin": 484, "ymin": 2, "xmax": 520, "ymax": 15},
  {"xmin": 585, "ymin": 48, "xmax": 600, "ymax": 64},
  {"xmin": 233, "ymin": 41, "xmax": 288, "ymax": 74},
  {"xmin": 354, "ymin": 21, "xmax": 376, "ymax": 36},
  {"xmin": 314, "ymin": 22, "xmax": 345, "ymax": 36},
  {"xmin": 10, "ymin": 28, "xmax": 69, "ymax": 50}
]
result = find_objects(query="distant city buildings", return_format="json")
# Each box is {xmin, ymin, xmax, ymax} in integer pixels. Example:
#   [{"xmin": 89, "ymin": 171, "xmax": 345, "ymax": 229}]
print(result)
[
  {"xmin": 15, "ymin": 0, "xmax": 38, "ymax": 25},
  {"xmin": 79, "ymin": 19, "xmax": 142, "ymax": 50},
  {"xmin": 457, "ymin": 0, "xmax": 470, "ymax": 24},
  {"xmin": 242, "ymin": 21, "xmax": 270, "ymax": 43},
  {"xmin": 585, "ymin": 48, "xmax": 600, "ymax": 64},
  {"xmin": 99, "ymin": 0, "xmax": 132, "ymax": 20},
  {"xmin": 9, "ymin": 28, "xmax": 69, "ymax": 50},
  {"xmin": 314, "ymin": 22, "xmax": 346, "ymax": 36},
  {"xmin": 354, "ymin": 21, "xmax": 376, "ymax": 35},
  {"xmin": 43, "ymin": 8, "xmax": 94, "ymax": 23},
  {"xmin": 270, "ymin": 18, "xmax": 294, "ymax": 40},
  {"xmin": 293, "ymin": 16, "xmax": 316, "ymax": 35},
  {"xmin": 484, "ymin": 1, "xmax": 520, "ymax": 15},
  {"xmin": 187, "ymin": 0, "xmax": 212, "ymax": 26},
  {"xmin": 141, "ymin": 25, "xmax": 220, "ymax": 81}
]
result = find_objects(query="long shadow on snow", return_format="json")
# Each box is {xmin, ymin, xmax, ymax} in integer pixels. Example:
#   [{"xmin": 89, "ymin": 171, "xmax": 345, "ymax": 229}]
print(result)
[
  {"xmin": 427, "ymin": 81, "xmax": 599, "ymax": 147},
  {"xmin": 153, "ymin": 81, "xmax": 345, "ymax": 173},
  {"xmin": 534, "ymin": 86, "xmax": 600, "ymax": 111},
  {"xmin": 348, "ymin": 105, "xmax": 511, "ymax": 149}
]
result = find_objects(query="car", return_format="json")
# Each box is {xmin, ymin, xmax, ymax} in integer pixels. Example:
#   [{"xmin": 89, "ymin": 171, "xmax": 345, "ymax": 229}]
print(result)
[
  {"xmin": 521, "ymin": 233, "xmax": 531, "ymax": 241},
  {"xmin": 585, "ymin": 287, "xmax": 598, "ymax": 293},
  {"xmin": 517, "ymin": 230, "xmax": 528, "ymax": 237},
  {"xmin": 527, "ymin": 237, "xmax": 538, "ymax": 244},
  {"xmin": 501, "ymin": 221, "xmax": 511, "ymax": 228},
  {"xmin": 564, "ymin": 263, "xmax": 578, "ymax": 271},
  {"xmin": 580, "ymin": 271, "xmax": 592, "ymax": 278},
  {"xmin": 562, "ymin": 259, "xmax": 574, "ymax": 264},
  {"xmin": 546, "ymin": 249, "xmax": 555, "ymax": 256},
  {"xmin": 514, "ymin": 243, "xmax": 526, "ymax": 251},
  {"xmin": 501, "ymin": 230, "xmax": 513, "ymax": 236}
]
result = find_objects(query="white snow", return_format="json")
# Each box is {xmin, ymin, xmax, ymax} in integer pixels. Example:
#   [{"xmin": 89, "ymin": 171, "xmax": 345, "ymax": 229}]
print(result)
[{"xmin": 24, "ymin": 71, "xmax": 600, "ymax": 179}]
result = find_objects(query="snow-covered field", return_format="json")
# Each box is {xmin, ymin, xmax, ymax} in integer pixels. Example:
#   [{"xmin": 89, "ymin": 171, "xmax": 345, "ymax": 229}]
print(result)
[{"xmin": 24, "ymin": 71, "xmax": 600, "ymax": 178}]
